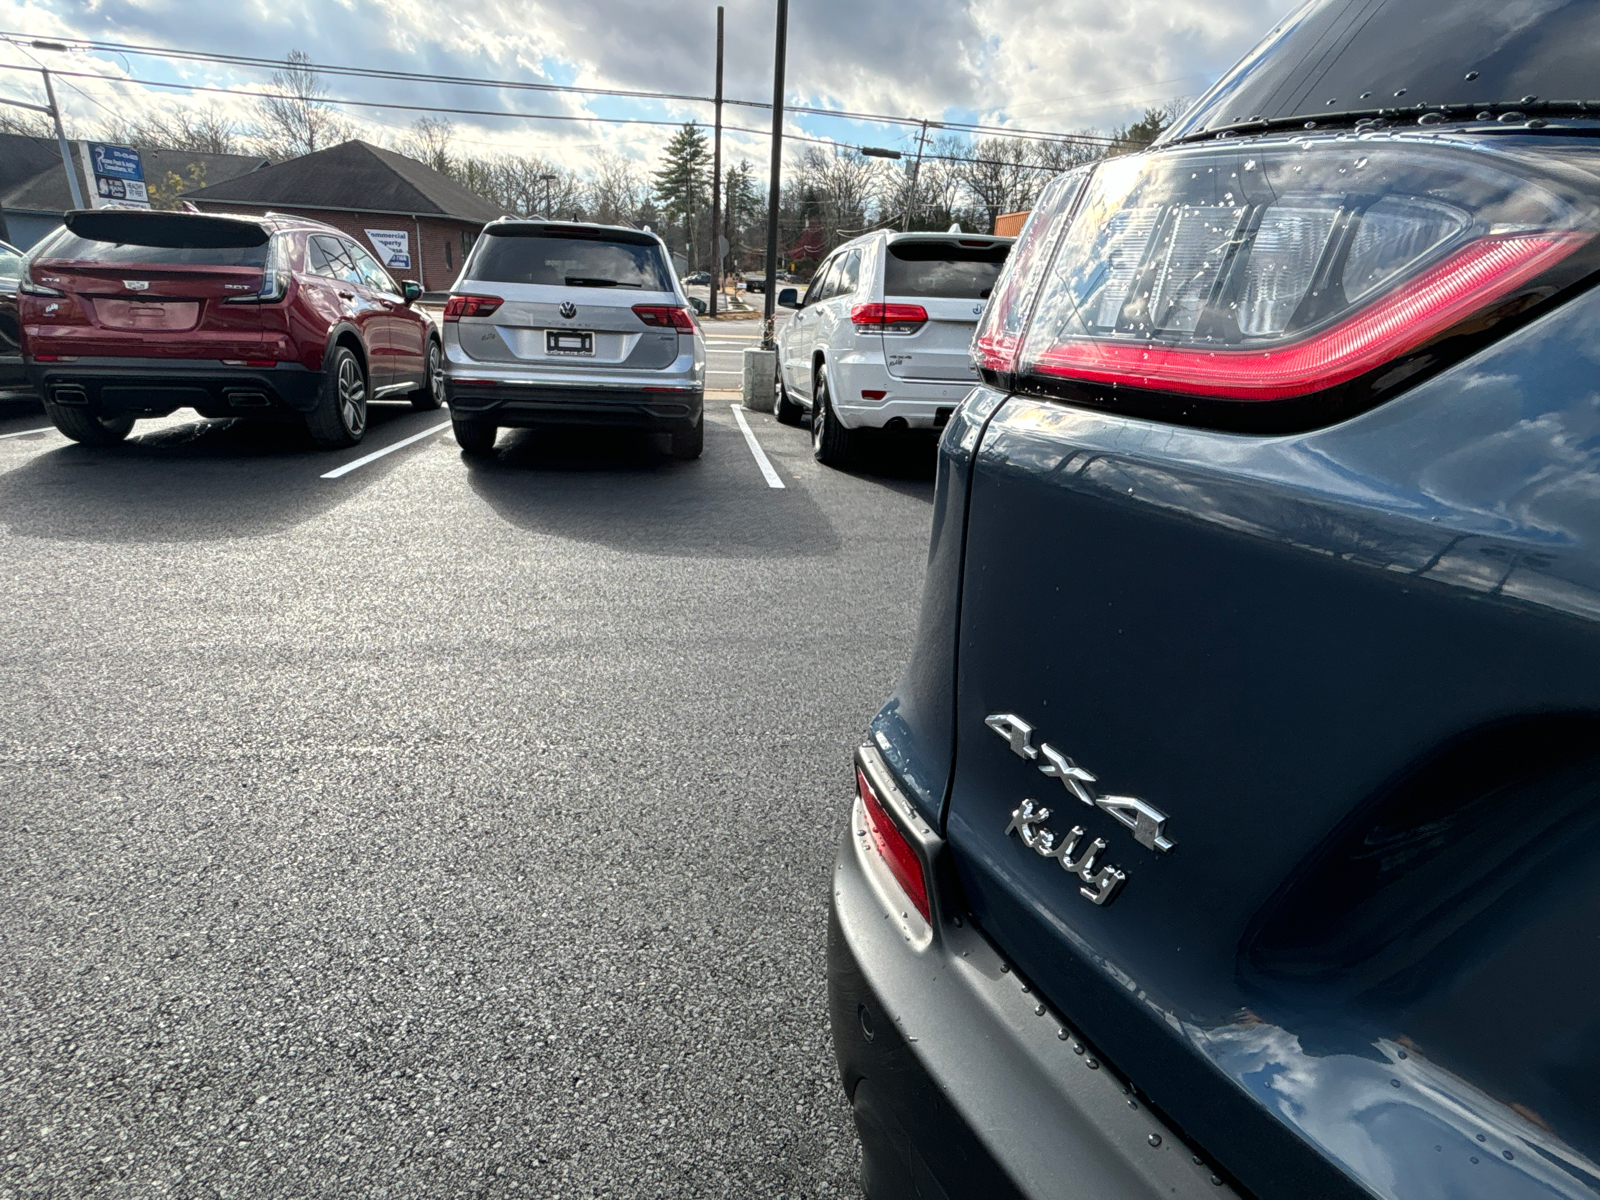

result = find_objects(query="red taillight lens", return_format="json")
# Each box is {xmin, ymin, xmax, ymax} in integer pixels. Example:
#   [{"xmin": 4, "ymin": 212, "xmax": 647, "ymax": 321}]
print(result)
[
  {"xmin": 851, "ymin": 303, "xmax": 928, "ymax": 332},
  {"xmin": 632, "ymin": 304, "xmax": 696, "ymax": 332},
  {"xmin": 857, "ymin": 768, "xmax": 930, "ymax": 921},
  {"xmin": 973, "ymin": 169, "xmax": 1089, "ymax": 373},
  {"xmin": 1000, "ymin": 139, "xmax": 1600, "ymax": 416},
  {"xmin": 443, "ymin": 294, "xmax": 503, "ymax": 321},
  {"xmin": 1032, "ymin": 232, "xmax": 1587, "ymax": 400}
]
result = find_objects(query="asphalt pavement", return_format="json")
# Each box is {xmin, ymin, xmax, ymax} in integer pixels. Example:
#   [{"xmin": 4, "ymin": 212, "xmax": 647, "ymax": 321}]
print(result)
[{"xmin": 0, "ymin": 372, "xmax": 935, "ymax": 1199}]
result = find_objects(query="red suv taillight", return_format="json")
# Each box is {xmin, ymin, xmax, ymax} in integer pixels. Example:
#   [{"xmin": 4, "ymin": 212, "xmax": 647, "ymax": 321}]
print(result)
[
  {"xmin": 443, "ymin": 294, "xmax": 503, "ymax": 321},
  {"xmin": 857, "ymin": 768, "xmax": 930, "ymax": 921},
  {"xmin": 631, "ymin": 304, "xmax": 696, "ymax": 332},
  {"xmin": 978, "ymin": 137, "xmax": 1600, "ymax": 423},
  {"xmin": 851, "ymin": 303, "xmax": 928, "ymax": 333}
]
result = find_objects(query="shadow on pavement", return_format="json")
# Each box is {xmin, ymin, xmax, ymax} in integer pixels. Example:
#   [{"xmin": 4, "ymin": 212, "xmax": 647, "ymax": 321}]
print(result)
[
  {"xmin": 0, "ymin": 405, "xmax": 424, "ymax": 544},
  {"xmin": 843, "ymin": 430, "xmax": 939, "ymax": 499},
  {"xmin": 465, "ymin": 425, "xmax": 842, "ymax": 559}
]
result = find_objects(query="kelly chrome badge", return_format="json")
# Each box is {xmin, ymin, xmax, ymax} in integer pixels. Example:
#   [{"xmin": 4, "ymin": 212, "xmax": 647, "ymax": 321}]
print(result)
[{"xmin": 986, "ymin": 712, "xmax": 1175, "ymax": 908}]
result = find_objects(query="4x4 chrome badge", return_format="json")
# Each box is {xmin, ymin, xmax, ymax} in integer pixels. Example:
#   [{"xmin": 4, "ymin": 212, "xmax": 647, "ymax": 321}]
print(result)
[
  {"xmin": 1006, "ymin": 799, "xmax": 1126, "ymax": 906},
  {"xmin": 986, "ymin": 712, "xmax": 1175, "ymax": 853}
]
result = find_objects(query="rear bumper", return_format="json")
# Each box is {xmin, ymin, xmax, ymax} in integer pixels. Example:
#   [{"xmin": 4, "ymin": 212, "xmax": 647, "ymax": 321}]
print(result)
[
  {"xmin": 446, "ymin": 382, "xmax": 704, "ymax": 433},
  {"xmin": 25, "ymin": 358, "xmax": 321, "ymax": 416},
  {"xmin": 830, "ymin": 361, "xmax": 975, "ymax": 430},
  {"xmin": 829, "ymin": 744, "xmax": 1237, "ymax": 1200}
]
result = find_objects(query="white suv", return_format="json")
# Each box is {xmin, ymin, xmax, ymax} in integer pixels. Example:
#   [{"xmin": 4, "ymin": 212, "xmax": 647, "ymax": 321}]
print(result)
[{"xmin": 774, "ymin": 230, "xmax": 1012, "ymax": 465}]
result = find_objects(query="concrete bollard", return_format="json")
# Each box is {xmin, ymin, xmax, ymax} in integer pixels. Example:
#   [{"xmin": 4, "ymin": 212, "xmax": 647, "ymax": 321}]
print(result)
[{"xmin": 741, "ymin": 347, "xmax": 777, "ymax": 413}]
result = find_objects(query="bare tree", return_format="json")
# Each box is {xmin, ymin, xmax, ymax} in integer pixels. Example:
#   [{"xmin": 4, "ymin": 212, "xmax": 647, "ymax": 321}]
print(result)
[
  {"xmin": 253, "ymin": 51, "xmax": 352, "ymax": 159},
  {"xmin": 0, "ymin": 106, "xmax": 54, "ymax": 138},
  {"xmin": 797, "ymin": 145, "xmax": 886, "ymax": 250},
  {"xmin": 958, "ymin": 137, "xmax": 1035, "ymax": 231},
  {"xmin": 101, "ymin": 104, "xmax": 241, "ymax": 155},
  {"xmin": 587, "ymin": 150, "xmax": 647, "ymax": 225},
  {"xmin": 401, "ymin": 116, "xmax": 454, "ymax": 173}
]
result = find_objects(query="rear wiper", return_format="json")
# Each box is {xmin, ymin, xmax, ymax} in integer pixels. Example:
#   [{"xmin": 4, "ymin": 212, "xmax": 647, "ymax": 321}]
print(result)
[
  {"xmin": 564, "ymin": 276, "xmax": 641, "ymax": 288},
  {"xmin": 1173, "ymin": 99, "xmax": 1600, "ymax": 144}
]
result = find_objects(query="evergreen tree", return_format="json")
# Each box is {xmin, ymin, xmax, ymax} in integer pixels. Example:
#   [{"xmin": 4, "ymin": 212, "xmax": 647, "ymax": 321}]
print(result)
[
  {"xmin": 723, "ymin": 159, "xmax": 759, "ymax": 273},
  {"xmin": 653, "ymin": 123, "xmax": 711, "ymax": 270}
]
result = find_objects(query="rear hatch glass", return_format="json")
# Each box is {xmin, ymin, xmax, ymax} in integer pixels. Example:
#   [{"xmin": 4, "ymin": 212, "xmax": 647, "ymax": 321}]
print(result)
[
  {"xmin": 469, "ymin": 231, "xmax": 672, "ymax": 291},
  {"xmin": 882, "ymin": 239, "xmax": 1011, "ymax": 382},
  {"xmin": 1167, "ymin": 0, "xmax": 1600, "ymax": 141},
  {"xmin": 884, "ymin": 241, "xmax": 1009, "ymax": 300}
]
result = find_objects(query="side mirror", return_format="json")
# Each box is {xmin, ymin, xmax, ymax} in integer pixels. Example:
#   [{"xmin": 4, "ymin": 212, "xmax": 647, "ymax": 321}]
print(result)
[
  {"xmin": 688, "ymin": 295, "xmax": 708, "ymax": 315},
  {"xmin": 778, "ymin": 287, "xmax": 800, "ymax": 309},
  {"xmin": 402, "ymin": 280, "xmax": 422, "ymax": 303}
]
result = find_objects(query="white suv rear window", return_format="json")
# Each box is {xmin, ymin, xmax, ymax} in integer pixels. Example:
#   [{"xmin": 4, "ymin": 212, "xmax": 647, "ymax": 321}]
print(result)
[{"xmin": 885, "ymin": 241, "xmax": 1010, "ymax": 300}]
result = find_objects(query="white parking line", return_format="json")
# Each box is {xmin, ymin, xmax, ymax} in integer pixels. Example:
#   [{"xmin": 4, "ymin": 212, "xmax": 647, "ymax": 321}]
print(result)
[
  {"xmin": 0, "ymin": 426, "xmax": 54, "ymax": 441},
  {"xmin": 321, "ymin": 421, "xmax": 451, "ymax": 479},
  {"xmin": 730, "ymin": 405, "xmax": 784, "ymax": 490}
]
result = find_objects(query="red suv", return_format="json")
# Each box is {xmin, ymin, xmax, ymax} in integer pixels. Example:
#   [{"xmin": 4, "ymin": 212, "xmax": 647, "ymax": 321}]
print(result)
[{"xmin": 21, "ymin": 209, "xmax": 443, "ymax": 448}]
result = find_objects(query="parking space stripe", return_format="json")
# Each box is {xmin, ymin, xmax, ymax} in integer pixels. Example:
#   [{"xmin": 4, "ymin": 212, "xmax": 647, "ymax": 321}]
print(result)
[
  {"xmin": 0, "ymin": 426, "xmax": 54, "ymax": 441},
  {"xmin": 321, "ymin": 421, "xmax": 451, "ymax": 479},
  {"xmin": 729, "ymin": 405, "xmax": 784, "ymax": 490}
]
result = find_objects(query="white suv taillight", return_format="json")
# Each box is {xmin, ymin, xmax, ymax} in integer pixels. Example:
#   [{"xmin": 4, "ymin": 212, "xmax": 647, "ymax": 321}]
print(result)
[
  {"xmin": 851, "ymin": 303, "xmax": 928, "ymax": 334},
  {"xmin": 978, "ymin": 137, "xmax": 1600, "ymax": 424}
]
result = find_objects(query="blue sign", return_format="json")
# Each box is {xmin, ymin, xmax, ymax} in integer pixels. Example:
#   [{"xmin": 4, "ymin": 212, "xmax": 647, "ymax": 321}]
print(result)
[{"xmin": 89, "ymin": 144, "xmax": 144, "ymax": 183}]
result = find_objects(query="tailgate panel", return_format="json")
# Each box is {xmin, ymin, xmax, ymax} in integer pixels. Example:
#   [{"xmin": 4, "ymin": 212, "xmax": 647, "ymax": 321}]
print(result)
[{"xmin": 943, "ymin": 290, "xmax": 1600, "ymax": 1200}]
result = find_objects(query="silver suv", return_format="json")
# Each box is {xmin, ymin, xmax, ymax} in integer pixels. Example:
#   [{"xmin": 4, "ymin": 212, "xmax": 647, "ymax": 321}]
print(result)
[{"xmin": 442, "ymin": 220, "xmax": 706, "ymax": 458}]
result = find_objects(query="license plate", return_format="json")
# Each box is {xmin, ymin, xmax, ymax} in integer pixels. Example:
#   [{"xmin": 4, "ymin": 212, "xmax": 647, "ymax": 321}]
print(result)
[{"xmin": 546, "ymin": 330, "xmax": 594, "ymax": 356}]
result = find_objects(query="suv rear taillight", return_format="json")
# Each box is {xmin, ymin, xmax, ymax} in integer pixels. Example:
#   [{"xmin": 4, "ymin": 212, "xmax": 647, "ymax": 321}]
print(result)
[
  {"xmin": 631, "ymin": 304, "xmax": 696, "ymax": 332},
  {"xmin": 443, "ymin": 294, "xmax": 503, "ymax": 321},
  {"xmin": 857, "ymin": 768, "xmax": 930, "ymax": 921},
  {"xmin": 983, "ymin": 137, "xmax": 1600, "ymax": 425},
  {"xmin": 225, "ymin": 234, "xmax": 290, "ymax": 305},
  {"xmin": 851, "ymin": 303, "xmax": 928, "ymax": 333},
  {"xmin": 973, "ymin": 169, "xmax": 1088, "ymax": 372}
]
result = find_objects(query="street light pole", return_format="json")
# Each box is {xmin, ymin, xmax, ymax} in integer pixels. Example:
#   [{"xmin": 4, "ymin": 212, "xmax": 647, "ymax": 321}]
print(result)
[
  {"xmin": 0, "ymin": 60, "xmax": 86, "ymax": 211},
  {"xmin": 709, "ymin": 5, "xmax": 724, "ymax": 318},
  {"xmin": 539, "ymin": 172, "xmax": 558, "ymax": 219},
  {"xmin": 761, "ymin": 0, "xmax": 788, "ymax": 350},
  {"xmin": 39, "ymin": 71, "xmax": 84, "ymax": 211}
]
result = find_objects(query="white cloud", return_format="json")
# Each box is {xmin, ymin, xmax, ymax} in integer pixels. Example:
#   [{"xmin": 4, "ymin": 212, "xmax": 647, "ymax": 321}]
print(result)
[{"xmin": 0, "ymin": 0, "xmax": 1303, "ymax": 173}]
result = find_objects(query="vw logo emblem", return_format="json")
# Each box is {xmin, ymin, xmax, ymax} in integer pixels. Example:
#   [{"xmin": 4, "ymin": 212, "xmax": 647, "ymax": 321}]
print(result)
[{"xmin": 559, "ymin": 301, "xmax": 578, "ymax": 320}]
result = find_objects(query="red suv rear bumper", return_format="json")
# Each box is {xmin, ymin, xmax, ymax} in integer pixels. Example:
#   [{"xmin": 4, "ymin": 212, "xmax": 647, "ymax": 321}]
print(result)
[{"xmin": 27, "ymin": 357, "xmax": 321, "ymax": 418}]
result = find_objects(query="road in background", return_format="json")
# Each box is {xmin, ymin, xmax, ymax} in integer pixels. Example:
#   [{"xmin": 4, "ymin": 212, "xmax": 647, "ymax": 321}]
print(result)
[
  {"xmin": 0, "ymin": 395, "xmax": 935, "ymax": 1197},
  {"xmin": 702, "ymin": 312, "xmax": 791, "ymax": 392}
]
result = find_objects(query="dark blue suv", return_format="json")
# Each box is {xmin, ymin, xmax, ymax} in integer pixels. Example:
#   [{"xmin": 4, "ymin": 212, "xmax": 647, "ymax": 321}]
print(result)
[{"xmin": 827, "ymin": 3, "xmax": 1600, "ymax": 1198}]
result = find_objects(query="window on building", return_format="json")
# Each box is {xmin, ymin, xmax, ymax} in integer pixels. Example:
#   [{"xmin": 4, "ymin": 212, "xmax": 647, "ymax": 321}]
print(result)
[{"xmin": 445, "ymin": 242, "xmax": 453, "ymax": 271}]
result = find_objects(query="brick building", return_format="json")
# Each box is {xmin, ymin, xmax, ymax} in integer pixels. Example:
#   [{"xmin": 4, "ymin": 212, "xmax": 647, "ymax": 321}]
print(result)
[{"xmin": 185, "ymin": 140, "xmax": 501, "ymax": 293}]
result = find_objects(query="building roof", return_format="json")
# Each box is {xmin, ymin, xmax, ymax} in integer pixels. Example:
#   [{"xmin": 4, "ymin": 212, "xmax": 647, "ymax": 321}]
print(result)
[
  {"xmin": 0, "ymin": 145, "xmax": 270, "ymax": 213},
  {"xmin": 0, "ymin": 133, "xmax": 66, "ymax": 200},
  {"xmin": 184, "ymin": 140, "xmax": 502, "ymax": 224}
]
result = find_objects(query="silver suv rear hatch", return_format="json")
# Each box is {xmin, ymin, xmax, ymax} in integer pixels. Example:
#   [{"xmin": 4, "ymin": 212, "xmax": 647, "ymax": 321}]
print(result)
[
  {"xmin": 880, "ymin": 236, "xmax": 1011, "ymax": 382},
  {"xmin": 454, "ymin": 225, "xmax": 685, "ymax": 373}
]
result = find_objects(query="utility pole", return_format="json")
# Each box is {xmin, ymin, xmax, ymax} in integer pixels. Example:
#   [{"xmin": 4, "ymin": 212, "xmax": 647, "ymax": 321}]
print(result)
[
  {"xmin": 761, "ymin": 0, "xmax": 789, "ymax": 350},
  {"xmin": 903, "ymin": 120, "xmax": 930, "ymax": 232},
  {"xmin": 709, "ymin": 6, "xmax": 724, "ymax": 318}
]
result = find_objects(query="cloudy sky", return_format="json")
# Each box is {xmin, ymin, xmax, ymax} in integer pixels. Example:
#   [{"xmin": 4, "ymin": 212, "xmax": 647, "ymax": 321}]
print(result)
[{"xmin": 0, "ymin": 0, "xmax": 1300, "ymax": 169}]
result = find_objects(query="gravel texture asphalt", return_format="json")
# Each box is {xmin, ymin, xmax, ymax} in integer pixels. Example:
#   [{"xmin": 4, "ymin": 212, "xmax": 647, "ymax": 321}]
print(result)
[{"xmin": 0, "ymin": 376, "xmax": 938, "ymax": 1199}]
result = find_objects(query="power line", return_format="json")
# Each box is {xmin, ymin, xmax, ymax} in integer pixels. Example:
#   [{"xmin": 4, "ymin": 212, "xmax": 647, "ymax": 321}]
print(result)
[
  {"xmin": 0, "ymin": 61, "xmax": 1090, "ymax": 172},
  {"xmin": 0, "ymin": 31, "xmax": 1120, "ymax": 148}
]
